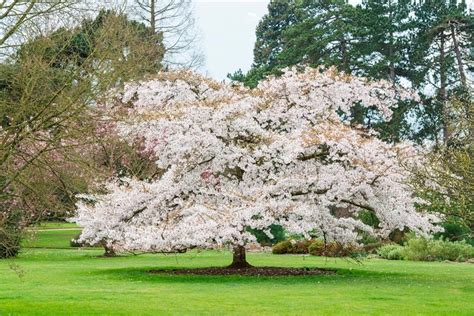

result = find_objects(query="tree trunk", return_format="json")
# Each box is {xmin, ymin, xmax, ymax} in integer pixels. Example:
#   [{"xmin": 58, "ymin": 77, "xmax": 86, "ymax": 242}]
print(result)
[
  {"xmin": 439, "ymin": 32, "xmax": 446, "ymax": 102},
  {"xmin": 448, "ymin": 22, "xmax": 473, "ymax": 140},
  {"xmin": 388, "ymin": 1, "xmax": 396, "ymax": 86},
  {"xmin": 450, "ymin": 22, "xmax": 467, "ymax": 88},
  {"xmin": 439, "ymin": 31, "xmax": 450, "ymax": 146},
  {"xmin": 150, "ymin": 0, "xmax": 156, "ymax": 34},
  {"xmin": 104, "ymin": 246, "xmax": 116, "ymax": 257},
  {"xmin": 101, "ymin": 240, "xmax": 116, "ymax": 257},
  {"xmin": 228, "ymin": 245, "xmax": 252, "ymax": 269},
  {"xmin": 340, "ymin": 37, "xmax": 349, "ymax": 74}
]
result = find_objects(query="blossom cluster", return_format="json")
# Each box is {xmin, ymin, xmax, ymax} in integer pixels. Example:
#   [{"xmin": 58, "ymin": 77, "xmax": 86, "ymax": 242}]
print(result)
[{"xmin": 72, "ymin": 67, "xmax": 439, "ymax": 253}]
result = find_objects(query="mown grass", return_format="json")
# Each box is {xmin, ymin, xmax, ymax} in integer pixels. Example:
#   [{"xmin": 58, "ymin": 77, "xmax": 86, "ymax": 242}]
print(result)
[
  {"xmin": 22, "ymin": 221, "xmax": 86, "ymax": 249},
  {"xmin": 31, "ymin": 221, "xmax": 79, "ymax": 230},
  {"xmin": 22, "ymin": 230, "xmax": 82, "ymax": 249},
  {"xmin": 1, "ymin": 224, "xmax": 473, "ymax": 315}
]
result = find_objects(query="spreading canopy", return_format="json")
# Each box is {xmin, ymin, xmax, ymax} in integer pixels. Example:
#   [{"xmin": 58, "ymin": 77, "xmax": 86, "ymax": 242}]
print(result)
[{"xmin": 73, "ymin": 67, "xmax": 440, "ymax": 253}]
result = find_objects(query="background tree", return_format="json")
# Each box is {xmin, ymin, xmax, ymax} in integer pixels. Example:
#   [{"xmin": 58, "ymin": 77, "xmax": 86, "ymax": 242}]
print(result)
[
  {"xmin": 413, "ymin": 98, "xmax": 473, "ymax": 241},
  {"xmin": 253, "ymin": 0, "xmax": 301, "ymax": 69},
  {"xmin": 229, "ymin": 0, "xmax": 302, "ymax": 88},
  {"xmin": 230, "ymin": 0, "xmax": 473, "ymax": 144},
  {"xmin": 133, "ymin": 0, "xmax": 203, "ymax": 68},
  {"xmin": 0, "ymin": 8, "xmax": 164, "ymax": 258},
  {"xmin": 355, "ymin": 0, "xmax": 413, "ymax": 83},
  {"xmin": 280, "ymin": 0, "xmax": 358, "ymax": 73},
  {"xmin": 0, "ymin": 1, "xmax": 80, "ymax": 51},
  {"xmin": 410, "ymin": 0, "xmax": 472, "ymax": 146}
]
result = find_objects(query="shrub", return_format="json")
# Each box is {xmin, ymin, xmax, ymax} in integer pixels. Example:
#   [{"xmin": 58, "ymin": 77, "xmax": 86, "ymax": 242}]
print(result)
[
  {"xmin": 402, "ymin": 238, "xmax": 429, "ymax": 261},
  {"xmin": 309, "ymin": 240, "xmax": 359, "ymax": 257},
  {"xmin": 308, "ymin": 239, "xmax": 325, "ymax": 256},
  {"xmin": 376, "ymin": 238, "xmax": 474, "ymax": 262},
  {"xmin": 430, "ymin": 240, "xmax": 474, "ymax": 261},
  {"xmin": 272, "ymin": 239, "xmax": 314, "ymax": 254},
  {"xmin": 363, "ymin": 241, "xmax": 387, "ymax": 254},
  {"xmin": 403, "ymin": 238, "xmax": 474, "ymax": 262},
  {"xmin": 272, "ymin": 240, "xmax": 292, "ymax": 254},
  {"xmin": 292, "ymin": 239, "xmax": 313, "ymax": 254},
  {"xmin": 377, "ymin": 244, "xmax": 404, "ymax": 260},
  {"xmin": 273, "ymin": 238, "xmax": 361, "ymax": 257},
  {"xmin": 435, "ymin": 222, "xmax": 473, "ymax": 245}
]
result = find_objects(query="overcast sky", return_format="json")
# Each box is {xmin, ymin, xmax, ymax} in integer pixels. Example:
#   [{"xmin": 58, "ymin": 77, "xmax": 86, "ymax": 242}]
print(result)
[
  {"xmin": 193, "ymin": 0, "xmax": 473, "ymax": 81},
  {"xmin": 194, "ymin": 0, "xmax": 269, "ymax": 80}
]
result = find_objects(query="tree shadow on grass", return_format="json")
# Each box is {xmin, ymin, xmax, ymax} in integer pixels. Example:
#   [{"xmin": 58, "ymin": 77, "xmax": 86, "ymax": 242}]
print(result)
[{"xmin": 93, "ymin": 265, "xmax": 409, "ymax": 285}]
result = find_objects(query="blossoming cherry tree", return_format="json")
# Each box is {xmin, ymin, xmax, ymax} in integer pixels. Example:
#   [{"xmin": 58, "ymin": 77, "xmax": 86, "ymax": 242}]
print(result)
[{"xmin": 73, "ymin": 67, "xmax": 439, "ymax": 268}]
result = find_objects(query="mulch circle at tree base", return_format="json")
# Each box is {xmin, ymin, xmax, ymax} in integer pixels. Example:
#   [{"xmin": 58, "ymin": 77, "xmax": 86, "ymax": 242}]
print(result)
[{"xmin": 149, "ymin": 267, "xmax": 336, "ymax": 276}]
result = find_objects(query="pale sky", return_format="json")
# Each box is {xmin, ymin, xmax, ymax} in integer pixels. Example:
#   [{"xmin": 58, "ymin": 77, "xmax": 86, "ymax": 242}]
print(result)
[
  {"xmin": 194, "ymin": 0, "xmax": 269, "ymax": 80},
  {"xmin": 193, "ymin": 0, "xmax": 473, "ymax": 81}
]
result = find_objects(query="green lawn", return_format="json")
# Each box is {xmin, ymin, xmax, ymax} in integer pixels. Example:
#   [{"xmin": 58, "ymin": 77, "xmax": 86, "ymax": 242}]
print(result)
[
  {"xmin": 22, "ymin": 221, "xmax": 89, "ymax": 249},
  {"xmin": 30, "ymin": 221, "xmax": 80, "ymax": 230},
  {"xmin": 1, "ymin": 226, "xmax": 473, "ymax": 315},
  {"xmin": 22, "ymin": 229, "xmax": 82, "ymax": 249}
]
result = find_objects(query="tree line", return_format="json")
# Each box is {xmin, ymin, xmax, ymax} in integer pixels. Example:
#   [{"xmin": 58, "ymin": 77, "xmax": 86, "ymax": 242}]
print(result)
[{"xmin": 230, "ymin": 0, "xmax": 473, "ymax": 145}]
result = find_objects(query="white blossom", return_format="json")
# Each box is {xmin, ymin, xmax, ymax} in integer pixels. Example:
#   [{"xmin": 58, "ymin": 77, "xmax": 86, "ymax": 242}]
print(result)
[{"xmin": 72, "ymin": 67, "xmax": 439, "ymax": 253}]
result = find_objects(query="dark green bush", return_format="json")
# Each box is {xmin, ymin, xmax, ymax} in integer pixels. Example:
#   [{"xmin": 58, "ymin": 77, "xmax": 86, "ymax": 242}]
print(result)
[
  {"xmin": 435, "ymin": 222, "xmax": 473, "ymax": 245},
  {"xmin": 248, "ymin": 224, "xmax": 285, "ymax": 246},
  {"xmin": 358, "ymin": 210, "xmax": 380, "ymax": 228}
]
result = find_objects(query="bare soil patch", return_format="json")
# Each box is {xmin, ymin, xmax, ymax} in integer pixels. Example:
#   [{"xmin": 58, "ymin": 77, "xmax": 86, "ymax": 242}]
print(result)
[{"xmin": 149, "ymin": 266, "xmax": 336, "ymax": 276}]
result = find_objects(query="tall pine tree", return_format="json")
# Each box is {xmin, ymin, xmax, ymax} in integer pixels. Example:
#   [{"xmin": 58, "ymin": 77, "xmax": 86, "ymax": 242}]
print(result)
[
  {"xmin": 231, "ymin": 0, "xmax": 473, "ymax": 144},
  {"xmin": 411, "ymin": 0, "xmax": 472, "ymax": 145}
]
